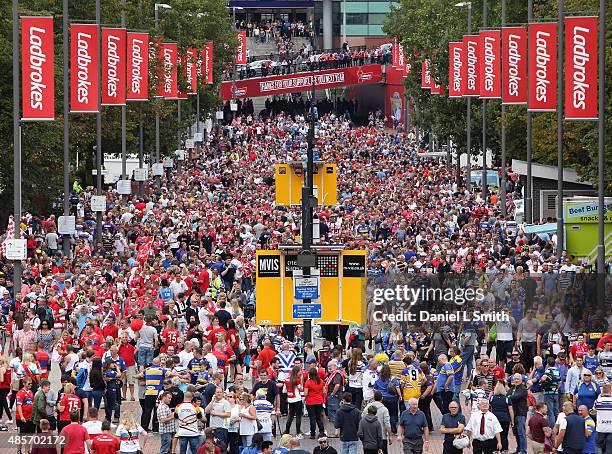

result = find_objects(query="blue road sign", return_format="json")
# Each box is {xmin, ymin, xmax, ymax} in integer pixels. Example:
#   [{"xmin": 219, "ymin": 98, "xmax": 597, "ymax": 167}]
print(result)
[
  {"xmin": 292, "ymin": 303, "xmax": 322, "ymax": 319},
  {"xmin": 294, "ymin": 276, "xmax": 320, "ymax": 300}
]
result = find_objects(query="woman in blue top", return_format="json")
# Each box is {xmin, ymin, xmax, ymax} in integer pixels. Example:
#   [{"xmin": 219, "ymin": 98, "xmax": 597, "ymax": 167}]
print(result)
[{"xmin": 373, "ymin": 365, "xmax": 400, "ymax": 435}]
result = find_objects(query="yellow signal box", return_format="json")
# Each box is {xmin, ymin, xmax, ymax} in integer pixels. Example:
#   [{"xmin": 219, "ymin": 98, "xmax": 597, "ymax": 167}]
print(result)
[{"xmin": 275, "ymin": 163, "xmax": 337, "ymax": 206}]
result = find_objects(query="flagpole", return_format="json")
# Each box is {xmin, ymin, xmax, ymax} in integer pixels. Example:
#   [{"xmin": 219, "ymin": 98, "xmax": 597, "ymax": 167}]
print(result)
[
  {"xmin": 500, "ymin": 0, "xmax": 507, "ymax": 217},
  {"xmin": 556, "ymin": 0, "xmax": 564, "ymax": 253},
  {"xmin": 12, "ymin": 0, "xmax": 22, "ymax": 294},
  {"xmin": 526, "ymin": 0, "xmax": 533, "ymax": 226},
  {"xmin": 121, "ymin": 0, "xmax": 127, "ymax": 186},
  {"xmin": 62, "ymin": 0, "xmax": 71, "ymax": 257},
  {"xmin": 596, "ymin": 0, "xmax": 606, "ymax": 279},
  {"xmin": 95, "ymin": 0, "xmax": 103, "ymax": 242},
  {"xmin": 466, "ymin": 3, "xmax": 472, "ymax": 191},
  {"xmin": 481, "ymin": 0, "xmax": 487, "ymax": 201}
]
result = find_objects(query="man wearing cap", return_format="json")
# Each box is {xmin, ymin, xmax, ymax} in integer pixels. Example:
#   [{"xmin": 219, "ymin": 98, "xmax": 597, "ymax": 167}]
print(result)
[{"xmin": 254, "ymin": 388, "xmax": 275, "ymax": 442}]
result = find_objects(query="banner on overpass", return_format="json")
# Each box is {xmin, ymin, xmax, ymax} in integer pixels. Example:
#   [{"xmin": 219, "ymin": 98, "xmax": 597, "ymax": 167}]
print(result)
[{"xmin": 221, "ymin": 64, "xmax": 383, "ymax": 99}]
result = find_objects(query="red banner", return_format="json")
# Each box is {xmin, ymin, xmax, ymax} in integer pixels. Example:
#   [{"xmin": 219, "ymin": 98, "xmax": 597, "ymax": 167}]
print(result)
[
  {"xmin": 204, "ymin": 42, "xmax": 213, "ymax": 84},
  {"xmin": 431, "ymin": 82, "xmax": 444, "ymax": 95},
  {"xmin": 101, "ymin": 28, "xmax": 126, "ymax": 106},
  {"xmin": 479, "ymin": 30, "xmax": 501, "ymax": 99},
  {"xmin": 502, "ymin": 27, "xmax": 527, "ymax": 104},
  {"xmin": 70, "ymin": 24, "xmax": 99, "ymax": 113},
  {"xmin": 565, "ymin": 16, "xmax": 598, "ymax": 120},
  {"xmin": 162, "ymin": 42, "xmax": 178, "ymax": 99},
  {"xmin": 21, "ymin": 17, "xmax": 55, "ymax": 121},
  {"xmin": 421, "ymin": 59, "xmax": 431, "ymax": 89},
  {"xmin": 221, "ymin": 64, "xmax": 383, "ymax": 100},
  {"xmin": 392, "ymin": 37, "xmax": 399, "ymax": 67},
  {"xmin": 178, "ymin": 53, "xmax": 188, "ymax": 100},
  {"xmin": 448, "ymin": 42, "xmax": 463, "ymax": 98},
  {"xmin": 528, "ymin": 22, "xmax": 557, "ymax": 112},
  {"xmin": 236, "ymin": 30, "xmax": 247, "ymax": 65},
  {"xmin": 462, "ymin": 35, "xmax": 479, "ymax": 97},
  {"xmin": 126, "ymin": 32, "xmax": 149, "ymax": 101},
  {"xmin": 186, "ymin": 47, "xmax": 198, "ymax": 94}
]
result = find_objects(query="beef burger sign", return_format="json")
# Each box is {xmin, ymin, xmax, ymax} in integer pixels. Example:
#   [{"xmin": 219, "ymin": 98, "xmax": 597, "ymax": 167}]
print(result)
[
  {"xmin": 564, "ymin": 16, "xmax": 598, "ymax": 121},
  {"xmin": 71, "ymin": 24, "xmax": 99, "ymax": 113},
  {"xmin": 528, "ymin": 22, "xmax": 557, "ymax": 112},
  {"xmin": 21, "ymin": 16, "xmax": 55, "ymax": 121}
]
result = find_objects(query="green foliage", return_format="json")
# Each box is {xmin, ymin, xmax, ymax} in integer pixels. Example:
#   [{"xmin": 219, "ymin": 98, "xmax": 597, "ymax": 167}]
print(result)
[
  {"xmin": 0, "ymin": 0, "xmax": 235, "ymax": 217},
  {"xmin": 384, "ymin": 0, "xmax": 611, "ymax": 194}
]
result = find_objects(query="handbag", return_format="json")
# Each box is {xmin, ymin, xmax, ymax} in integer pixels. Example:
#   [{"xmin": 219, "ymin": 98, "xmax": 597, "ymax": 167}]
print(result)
[{"xmin": 453, "ymin": 435, "xmax": 470, "ymax": 450}]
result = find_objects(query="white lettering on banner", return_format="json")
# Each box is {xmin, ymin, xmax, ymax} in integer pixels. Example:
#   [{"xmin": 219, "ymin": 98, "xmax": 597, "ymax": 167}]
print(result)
[
  {"xmin": 571, "ymin": 26, "xmax": 590, "ymax": 110},
  {"xmin": 186, "ymin": 58, "xmax": 194, "ymax": 90},
  {"xmin": 163, "ymin": 47, "xmax": 172, "ymax": 94},
  {"xmin": 535, "ymin": 31, "xmax": 551, "ymax": 103},
  {"xmin": 259, "ymin": 72, "xmax": 346, "ymax": 93},
  {"xmin": 507, "ymin": 34, "xmax": 522, "ymax": 97},
  {"xmin": 28, "ymin": 27, "xmax": 47, "ymax": 111},
  {"xmin": 77, "ymin": 32, "xmax": 93, "ymax": 104},
  {"xmin": 452, "ymin": 46, "xmax": 462, "ymax": 93},
  {"xmin": 483, "ymin": 36, "xmax": 496, "ymax": 92},
  {"xmin": 131, "ymin": 39, "xmax": 144, "ymax": 94},
  {"xmin": 106, "ymin": 34, "xmax": 120, "ymax": 98},
  {"xmin": 423, "ymin": 60, "xmax": 431, "ymax": 86},
  {"xmin": 466, "ymin": 41, "xmax": 477, "ymax": 91}
]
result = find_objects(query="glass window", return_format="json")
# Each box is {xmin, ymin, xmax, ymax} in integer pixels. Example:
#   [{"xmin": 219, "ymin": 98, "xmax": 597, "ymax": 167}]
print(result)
[
  {"xmin": 368, "ymin": 13, "xmax": 386, "ymax": 24},
  {"xmin": 346, "ymin": 13, "xmax": 368, "ymax": 25}
]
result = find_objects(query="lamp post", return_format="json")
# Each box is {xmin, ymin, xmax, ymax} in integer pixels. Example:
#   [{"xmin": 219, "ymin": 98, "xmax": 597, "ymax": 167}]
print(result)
[
  {"xmin": 481, "ymin": 0, "xmax": 487, "ymax": 202},
  {"xmin": 95, "ymin": 0, "xmax": 102, "ymax": 242},
  {"xmin": 556, "ymin": 0, "xmax": 564, "ymax": 253},
  {"xmin": 62, "ymin": 0, "xmax": 70, "ymax": 256},
  {"xmin": 455, "ymin": 2, "xmax": 472, "ymax": 190},
  {"xmin": 154, "ymin": 3, "xmax": 172, "ymax": 165},
  {"xmin": 597, "ymin": 0, "xmax": 606, "ymax": 288},
  {"xmin": 500, "ymin": 0, "xmax": 507, "ymax": 217},
  {"xmin": 12, "ymin": 0, "xmax": 22, "ymax": 293}
]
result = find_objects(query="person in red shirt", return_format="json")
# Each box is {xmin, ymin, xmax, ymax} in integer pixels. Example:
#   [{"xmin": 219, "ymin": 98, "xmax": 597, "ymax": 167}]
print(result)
[
  {"xmin": 160, "ymin": 319, "xmax": 180, "ymax": 354},
  {"xmin": 35, "ymin": 343, "xmax": 50, "ymax": 380},
  {"xmin": 102, "ymin": 317, "xmax": 119, "ymax": 340},
  {"xmin": 569, "ymin": 334, "xmax": 590, "ymax": 362},
  {"xmin": 118, "ymin": 333, "xmax": 137, "ymax": 401},
  {"xmin": 90, "ymin": 420, "xmax": 120, "ymax": 454},
  {"xmin": 303, "ymin": 368, "xmax": 326, "ymax": 439},
  {"xmin": 257, "ymin": 340, "xmax": 277, "ymax": 369},
  {"xmin": 57, "ymin": 382, "xmax": 81, "ymax": 433},
  {"xmin": 80, "ymin": 324, "xmax": 104, "ymax": 350},
  {"xmin": 16, "ymin": 378, "xmax": 35, "ymax": 453},
  {"xmin": 31, "ymin": 419, "xmax": 56, "ymax": 454},
  {"xmin": 205, "ymin": 316, "xmax": 227, "ymax": 345},
  {"xmin": 58, "ymin": 410, "xmax": 91, "ymax": 454}
]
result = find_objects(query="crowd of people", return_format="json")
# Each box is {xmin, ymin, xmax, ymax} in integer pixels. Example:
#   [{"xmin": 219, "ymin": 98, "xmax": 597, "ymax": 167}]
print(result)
[{"xmin": 0, "ymin": 111, "xmax": 611, "ymax": 454}]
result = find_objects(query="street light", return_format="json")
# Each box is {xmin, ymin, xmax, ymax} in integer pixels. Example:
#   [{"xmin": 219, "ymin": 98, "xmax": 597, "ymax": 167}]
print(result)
[
  {"xmin": 455, "ymin": 1, "xmax": 472, "ymax": 190},
  {"xmin": 154, "ymin": 3, "xmax": 172, "ymax": 165}
]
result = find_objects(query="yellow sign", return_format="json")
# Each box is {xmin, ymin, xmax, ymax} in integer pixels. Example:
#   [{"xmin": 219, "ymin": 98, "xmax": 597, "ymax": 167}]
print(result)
[
  {"xmin": 275, "ymin": 163, "xmax": 337, "ymax": 206},
  {"xmin": 255, "ymin": 250, "xmax": 367, "ymax": 326}
]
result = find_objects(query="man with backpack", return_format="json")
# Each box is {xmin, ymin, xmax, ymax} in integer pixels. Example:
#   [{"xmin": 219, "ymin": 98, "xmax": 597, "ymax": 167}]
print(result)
[{"xmin": 334, "ymin": 392, "xmax": 361, "ymax": 454}]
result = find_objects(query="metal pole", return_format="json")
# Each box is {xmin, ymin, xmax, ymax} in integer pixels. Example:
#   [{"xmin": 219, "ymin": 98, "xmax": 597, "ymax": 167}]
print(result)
[
  {"xmin": 526, "ymin": 0, "xmax": 533, "ymax": 225},
  {"xmin": 95, "ymin": 0, "xmax": 103, "ymax": 242},
  {"xmin": 556, "ymin": 0, "xmax": 564, "ymax": 253},
  {"xmin": 342, "ymin": 0, "xmax": 346, "ymax": 44},
  {"xmin": 193, "ymin": 93, "xmax": 199, "ymax": 160},
  {"xmin": 302, "ymin": 77, "xmax": 316, "ymax": 345},
  {"xmin": 500, "ymin": 0, "xmax": 507, "ymax": 217},
  {"xmin": 481, "ymin": 0, "xmax": 487, "ymax": 202},
  {"xmin": 155, "ymin": 6, "xmax": 160, "ymax": 164},
  {"xmin": 12, "ymin": 0, "xmax": 22, "ymax": 294},
  {"xmin": 121, "ymin": 0, "xmax": 127, "ymax": 183},
  {"xmin": 177, "ymin": 99, "xmax": 181, "ymax": 173},
  {"xmin": 62, "ymin": 0, "xmax": 71, "ymax": 257},
  {"xmin": 139, "ymin": 105, "xmax": 144, "ymax": 196},
  {"xmin": 466, "ymin": 3, "xmax": 472, "ymax": 191},
  {"xmin": 596, "ymin": 0, "xmax": 606, "ymax": 276}
]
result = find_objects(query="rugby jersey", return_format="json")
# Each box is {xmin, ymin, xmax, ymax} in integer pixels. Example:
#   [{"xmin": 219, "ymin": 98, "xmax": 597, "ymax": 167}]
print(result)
[
  {"xmin": 143, "ymin": 366, "xmax": 166, "ymax": 396},
  {"xmin": 594, "ymin": 394, "xmax": 612, "ymax": 433}
]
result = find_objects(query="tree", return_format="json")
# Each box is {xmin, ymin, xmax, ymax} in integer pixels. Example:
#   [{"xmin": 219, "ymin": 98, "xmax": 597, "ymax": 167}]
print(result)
[{"xmin": 0, "ymin": 0, "xmax": 235, "ymax": 221}]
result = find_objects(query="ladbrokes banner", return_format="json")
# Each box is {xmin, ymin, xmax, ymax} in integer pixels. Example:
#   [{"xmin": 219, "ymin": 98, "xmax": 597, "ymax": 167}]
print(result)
[
  {"xmin": 71, "ymin": 23, "xmax": 99, "ymax": 113},
  {"xmin": 448, "ymin": 42, "xmax": 463, "ymax": 98},
  {"xmin": 479, "ymin": 30, "xmax": 501, "ymax": 99},
  {"xmin": 462, "ymin": 35, "xmax": 480, "ymax": 97},
  {"xmin": 204, "ymin": 42, "xmax": 213, "ymax": 84},
  {"xmin": 101, "ymin": 28, "xmax": 126, "ymax": 106},
  {"xmin": 502, "ymin": 27, "xmax": 527, "ymax": 104},
  {"xmin": 221, "ymin": 64, "xmax": 383, "ymax": 100},
  {"xmin": 162, "ymin": 42, "xmax": 178, "ymax": 99},
  {"xmin": 21, "ymin": 16, "xmax": 55, "ymax": 121},
  {"xmin": 126, "ymin": 32, "xmax": 148, "ymax": 101},
  {"xmin": 236, "ymin": 30, "xmax": 247, "ymax": 65},
  {"xmin": 187, "ymin": 47, "xmax": 198, "ymax": 95},
  {"xmin": 392, "ymin": 37, "xmax": 399, "ymax": 67},
  {"xmin": 421, "ymin": 59, "xmax": 431, "ymax": 89},
  {"xmin": 528, "ymin": 22, "xmax": 557, "ymax": 112},
  {"xmin": 564, "ymin": 16, "xmax": 598, "ymax": 121}
]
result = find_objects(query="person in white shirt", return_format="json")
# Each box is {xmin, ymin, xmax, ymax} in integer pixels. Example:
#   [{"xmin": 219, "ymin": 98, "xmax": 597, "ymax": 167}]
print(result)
[
  {"xmin": 465, "ymin": 399, "xmax": 502, "ymax": 454},
  {"xmin": 178, "ymin": 340, "xmax": 195, "ymax": 368},
  {"xmin": 361, "ymin": 359, "xmax": 379, "ymax": 404},
  {"xmin": 594, "ymin": 383, "xmax": 612, "ymax": 452}
]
